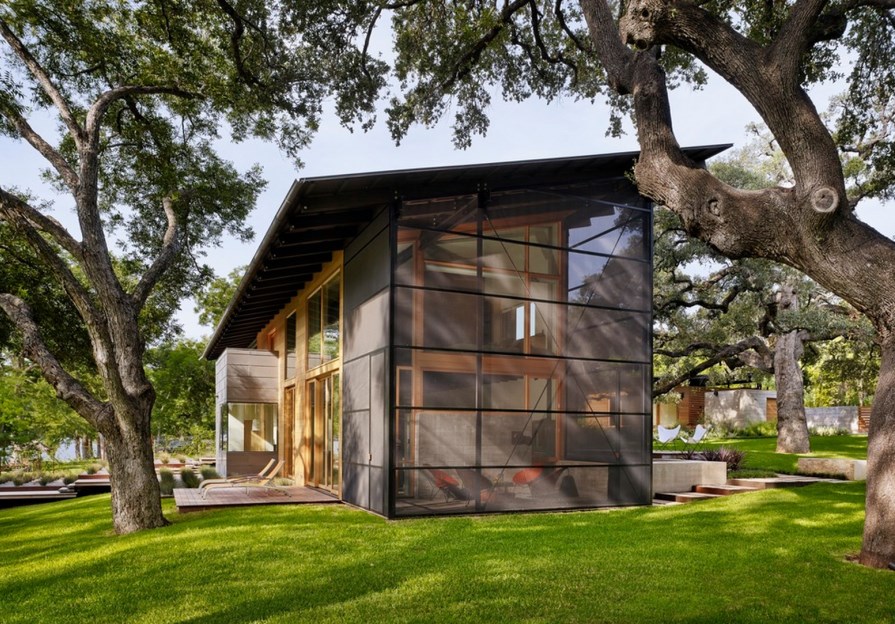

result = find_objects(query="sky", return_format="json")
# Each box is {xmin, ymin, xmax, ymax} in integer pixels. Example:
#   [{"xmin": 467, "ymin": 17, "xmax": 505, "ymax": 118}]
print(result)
[{"xmin": 2, "ymin": 66, "xmax": 892, "ymax": 341}]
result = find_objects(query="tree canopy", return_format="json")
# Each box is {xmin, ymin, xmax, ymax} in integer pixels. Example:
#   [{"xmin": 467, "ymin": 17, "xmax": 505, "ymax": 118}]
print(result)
[
  {"xmin": 0, "ymin": 0, "xmax": 385, "ymax": 533},
  {"xmin": 364, "ymin": 0, "xmax": 895, "ymax": 569}
]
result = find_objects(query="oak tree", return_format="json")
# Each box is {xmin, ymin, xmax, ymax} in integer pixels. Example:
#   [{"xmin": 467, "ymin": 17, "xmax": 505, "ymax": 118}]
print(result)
[
  {"xmin": 378, "ymin": 0, "xmax": 895, "ymax": 568},
  {"xmin": 0, "ymin": 1, "xmax": 383, "ymax": 533}
]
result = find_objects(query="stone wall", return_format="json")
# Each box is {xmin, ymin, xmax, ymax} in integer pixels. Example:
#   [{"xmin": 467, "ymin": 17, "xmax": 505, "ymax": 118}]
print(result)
[
  {"xmin": 804, "ymin": 406, "xmax": 859, "ymax": 433},
  {"xmin": 704, "ymin": 389, "xmax": 776, "ymax": 428}
]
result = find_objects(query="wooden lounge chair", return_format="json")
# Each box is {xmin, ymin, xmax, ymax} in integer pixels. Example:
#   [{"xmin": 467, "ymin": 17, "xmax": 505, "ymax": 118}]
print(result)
[
  {"xmin": 197, "ymin": 458, "xmax": 276, "ymax": 492},
  {"xmin": 201, "ymin": 460, "xmax": 287, "ymax": 498}
]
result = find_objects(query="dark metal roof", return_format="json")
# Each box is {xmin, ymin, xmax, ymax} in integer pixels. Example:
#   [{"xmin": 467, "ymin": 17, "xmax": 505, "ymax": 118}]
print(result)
[{"xmin": 203, "ymin": 144, "xmax": 730, "ymax": 359}]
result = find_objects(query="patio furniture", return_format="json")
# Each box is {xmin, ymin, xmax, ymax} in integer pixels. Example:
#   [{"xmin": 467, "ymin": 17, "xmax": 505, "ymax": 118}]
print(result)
[
  {"xmin": 456, "ymin": 468, "xmax": 499, "ymax": 503},
  {"xmin": 425, "ymin": 468, "xmax": 470, "ymax": 502},
  {"xmin": 682, "ymin": 424, "xmax": 709, "ymax": 452},
  {"xmin": 512, "ymin": 465, "xmax": 569, "ymax": 498},
  {"xmin": 197, "ymin": 458, "xmax": 276, "ymax": 492},
  {"xmin": 201, "ymin": 460, "xmax": 286, "ymax": 498},
  {"xmin": 655, "ymin": 425, "xmax": 681, "ymax": 448}
]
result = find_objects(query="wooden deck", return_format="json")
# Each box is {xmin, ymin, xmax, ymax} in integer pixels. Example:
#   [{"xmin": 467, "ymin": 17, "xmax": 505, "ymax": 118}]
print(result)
[{"xmin": 173, "ymin": 485, "xmax": 340, "ymax": 513}]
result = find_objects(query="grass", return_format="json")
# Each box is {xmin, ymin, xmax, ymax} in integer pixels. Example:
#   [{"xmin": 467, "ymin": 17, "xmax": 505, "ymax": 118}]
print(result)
[
  {"xmin": 703, "ymin": 435, "xmax": 868, "ymax": 474},
  {"xmin": 1, "ymin": 482, "xmax": 893, "ymax": 623}
]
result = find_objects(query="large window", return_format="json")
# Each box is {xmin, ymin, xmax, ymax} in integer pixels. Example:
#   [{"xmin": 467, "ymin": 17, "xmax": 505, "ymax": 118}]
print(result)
[
  {"xmin": 285, "ymin": 312, "xmax": 297, "ymax": 379},
  {"xmin": 307, "ymin": 273, "xmax": 341, "ymax": 369},
  {"xmin": 225, "ymin": 403, "xmax": 278, "ymax": 452},
  {"xmin": 392, "ymin": 185, "xmax": 652, "ymax": 516}
]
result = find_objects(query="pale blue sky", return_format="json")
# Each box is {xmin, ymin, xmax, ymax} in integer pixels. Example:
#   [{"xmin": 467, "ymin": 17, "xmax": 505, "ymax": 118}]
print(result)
[{"xmin": 1, "ymin": 67, "xmax": 891, "ymax": 340}]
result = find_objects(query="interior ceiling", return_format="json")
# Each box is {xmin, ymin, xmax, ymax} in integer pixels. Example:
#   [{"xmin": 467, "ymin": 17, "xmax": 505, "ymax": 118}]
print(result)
[{"xmin": 203, "ymin": 145, "xmax": 730, "ymax": 359}]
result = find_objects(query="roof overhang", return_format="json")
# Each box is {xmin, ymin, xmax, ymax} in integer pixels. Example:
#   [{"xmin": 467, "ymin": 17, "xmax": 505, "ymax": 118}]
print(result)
[{"xmin": 203, "ymin": 144, "xmax": 731, "ymax": 359}]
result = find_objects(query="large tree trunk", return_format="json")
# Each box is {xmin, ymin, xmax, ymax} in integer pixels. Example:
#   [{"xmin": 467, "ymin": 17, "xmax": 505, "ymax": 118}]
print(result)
[
  {"xmin": 774, "ymin": 284, "xmax": 809, "ymax": 453},
  {"xmin": 860, "ymin": 337, "xmax": 895, "ymax": 569},
  {"xmin": 775, "ymin": 329, "xmax": 809, "ymax": 452},
  {"xmin": 99, "ymin": 402, "xmax": 168, "ymax": 534},
  {"xmin": 580, "ymin": 0, "xmax": 895, "ymax": 569}
]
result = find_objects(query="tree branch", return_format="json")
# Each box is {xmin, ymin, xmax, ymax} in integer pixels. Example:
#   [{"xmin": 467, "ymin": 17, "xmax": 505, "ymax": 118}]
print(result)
[
  {"xmin": 0, "ymin": 187, "xmax": 83, "ymax": 261},
  {"xmin": 0, "ymin": 293, "xmax": 109, "ymax": 426},
  {"xmin": 0, "ymin": 194, "xmax": 97, "ymax": 326},
  {"xmin": 653, "ymin": 336, "xmax": 768, "ymax": 397},
  {"xmin": 438, "ymin": 0, "xmax": 532, "ymax": 94},
  {"xmin": 0, "ymin": 16, "xmax": 84, "ymax": 147},
  {"xmin": 0, "ymin": 103, "xmax": 80, "ymax": 191},
  {"xmin": 771, "ymin": 0, "xmax": 831, "ymax": 76},
  {"xmin": 85, "ymin": 85, "xmax": 197, "ymax": 143},
  {"xmin": 131, "ymin": 197, "xmax": 181, "ymax": 309}
]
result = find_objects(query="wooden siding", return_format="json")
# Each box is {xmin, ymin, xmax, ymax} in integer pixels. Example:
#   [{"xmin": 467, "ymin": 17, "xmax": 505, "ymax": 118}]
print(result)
[{"xmin": 676, "ymin": 387, "xmax": 706, "ymax": 426}]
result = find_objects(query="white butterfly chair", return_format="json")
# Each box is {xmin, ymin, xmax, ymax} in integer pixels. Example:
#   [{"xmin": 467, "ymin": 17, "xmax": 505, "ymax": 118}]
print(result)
[
  {"xmin": 682, "ymin": 424, "xmax": 709, "ymax": 453},
  {"xmin": 655, "ymin": 424, "xmax": 681, "ymax": 449}
]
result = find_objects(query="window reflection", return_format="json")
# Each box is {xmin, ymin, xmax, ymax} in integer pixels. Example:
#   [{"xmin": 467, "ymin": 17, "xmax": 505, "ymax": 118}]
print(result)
[{"xmin": 308, "ymin": 273, "xmax": 341, "ymax": 369}]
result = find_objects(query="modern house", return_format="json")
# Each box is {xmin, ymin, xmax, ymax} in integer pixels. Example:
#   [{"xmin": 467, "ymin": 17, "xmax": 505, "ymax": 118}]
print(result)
[{"xmin": 203, "ymin": 146, "xmax": 727, "ymax": 517}]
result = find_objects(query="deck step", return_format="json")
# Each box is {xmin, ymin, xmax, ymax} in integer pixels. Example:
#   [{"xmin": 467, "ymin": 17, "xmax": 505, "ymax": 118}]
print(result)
[
  {"xmin": 728, "ymin": 477, "xmax": 821, "ymax": 489},
  {"xmin": 694, "ymin": 484, "xmax": 759, "ymax": 496},
  {"xmin": 654, "ymin": 491, "xmax": 721, "ymax": 503},
  {"xmin": 651, "ymin": 498, "xmax": 683, "ymax": 506}
]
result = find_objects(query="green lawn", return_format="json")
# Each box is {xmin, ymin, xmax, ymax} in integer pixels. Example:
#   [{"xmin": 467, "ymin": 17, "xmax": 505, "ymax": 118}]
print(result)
[
  {"xmin": 2, "ymin": 482, "xmax": 893, "ymax": 623},
  {"xmin": 704, "ymin": 435, "xmax": 868, "ymax": 474}
]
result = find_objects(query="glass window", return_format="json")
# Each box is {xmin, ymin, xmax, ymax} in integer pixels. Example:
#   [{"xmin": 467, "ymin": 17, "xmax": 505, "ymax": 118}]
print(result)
[
  {"xmin": 285, "ymin": 312, "xmax": 297, "ymax": 379},
  {"xmin": 226, "ymin": 403, "xmax": 277, "ymax": 452},
  {"xmin": 307, "ymin": 290, "xmax": 322, "ymax": 369},
  {"xmin": 307, "ymin": 273, "xmax": 341, "ymax": 369}
]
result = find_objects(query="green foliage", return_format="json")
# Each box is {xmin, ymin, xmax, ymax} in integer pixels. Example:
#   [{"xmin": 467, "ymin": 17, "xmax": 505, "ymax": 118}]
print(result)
[
  {"xmin": 0, "ymin": 485, "xmax": 890, "ymax": 623},
  {"xmin": 179, "ymin": 467, "xmax": 199, "ymax": 489},
  {"xmin": 0, "ymin": 359, "xmax": 94, "ymax": 469},
  {"xmin": 387, "ymin": 1, "xmax": 703, "ymax": 147},
  {"xmin": 158, "ymin": 468, "xmax": 175, "ymax": 496},
  {"xmin": 194, "ymin": 266, "xmax": 246, "ymax": 329},
  {"xmin": 736, "ymin": 421, "xmax": 780, "ymax": 438},
  {"xmin": 804, "ymin": 336, "xmax": 879, "ymax": 407},
  {"xmin": 809, "ymin": 425, "xmax": 852, "ymax": 437},
  {"xmin": 145, "ymin": 339, "xmax": 214, "ymax": 439},
  {"xmin": 700, "ymin": 447, "xmax": 747, "ymax": 471},
  {"xmin": 199, "ymin": 466, "xmax": 220, "ymax": 481},
  {"xmin": 0, "ymin": 224, "xmax": 92, "ymax": 367}
]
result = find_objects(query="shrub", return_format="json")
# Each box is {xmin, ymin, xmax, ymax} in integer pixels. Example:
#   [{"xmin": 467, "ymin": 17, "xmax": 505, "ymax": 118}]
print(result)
[
  {"xmin": 157, "ymin": 452, "xmax": 171, "ymax": 465},
  {"xmin": 200, "ymin": 466, "xmax": 220, "ymax": 480},
  {"xmin": 12, "ymin": 471, "xmax": 35, "ymax": 486},
  {"xmin": 62, "ymin": 472, "xmax": 78, "ymax": 485},
  {"xmin": 158, "ymin": 469, "xmax": 175, "ymax": 496},
  {"xmin": 39, "ymin": 472, "xmax": 63, "ymax": 486},
  {"xmin": 809, "ymin": 425, "xmax": 851, "ymax": 436},
  {"xmin": 701, "ymin": 447, "xmax": 747, "ymax": 472},
  {"xmin": 180, "ymin": 467, "xmax": 200, "ymax": 488},
  {"xmin": 732, "ymin": 421, "xmax": 778, "ymax": 438},
  {"xmin": 85, "ymin": 463, "xmax": 103, "ymax": 475}
]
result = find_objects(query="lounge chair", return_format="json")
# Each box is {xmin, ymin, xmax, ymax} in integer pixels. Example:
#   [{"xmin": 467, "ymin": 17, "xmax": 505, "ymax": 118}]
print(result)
[
  {"xmin": 512, "ymin": 465, "xmax": 575, "ymax": 498},
  {"xmin": 655, "ymin": 424, "xmax": 681, "ymax": 448},
  {"xmin": 201, "ymin": 460, "xmax": 287, "ymax": 498},
  {"xmin": 425, "ymin": 468, "xmax": 470, "ymax": 502},
  {"xmin": 456, "ymin": 468, "xmax": 498, "ymax": 503},
  {"xmin": 197, "ymin": 458, "xmax": 276, "ymax": 492}
]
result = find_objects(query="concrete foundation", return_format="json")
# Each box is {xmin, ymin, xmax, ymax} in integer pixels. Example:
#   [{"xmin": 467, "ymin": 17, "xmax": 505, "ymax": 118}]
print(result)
[
  {"xmin": 652, "ymin": 459, "xmax": 727, "ymax": 496},
  {"xmin": 797, "ymin": 457, "xmax": 867, "ymax": 480}
]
